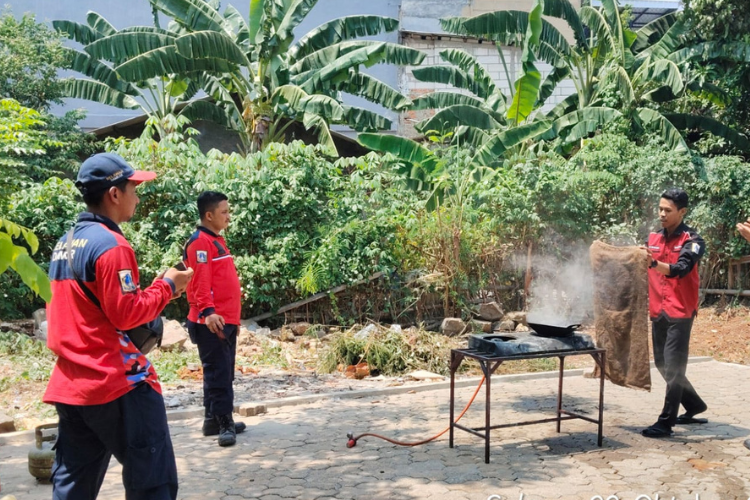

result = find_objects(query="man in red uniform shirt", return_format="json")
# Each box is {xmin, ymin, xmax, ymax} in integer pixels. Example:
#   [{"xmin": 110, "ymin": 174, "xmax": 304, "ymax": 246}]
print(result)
[
  {"xmin": 642, "ymin": 188, "xmax": 707, "ymax": 438},
  {"xmin": 45, "ymin": 153, "xmax": 193, "ymax": 499},
  {"xmin": 184, "ymin": 191, "xmax": 244, "ymax": 446},
  {"xmin": 737, "ymin": 217, "xmax": 750, "ymax": 450}
]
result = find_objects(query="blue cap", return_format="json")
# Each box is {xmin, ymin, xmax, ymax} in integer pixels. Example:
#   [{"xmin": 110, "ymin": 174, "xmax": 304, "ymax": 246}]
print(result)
[{"xmin": 76, "ymin": 153, "xmax": 157, "ymax": 195}]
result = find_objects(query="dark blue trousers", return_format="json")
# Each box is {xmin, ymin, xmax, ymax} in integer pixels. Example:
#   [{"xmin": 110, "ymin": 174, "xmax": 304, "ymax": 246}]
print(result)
[
  {"xmin": 652, "ymin": 317, "xmax": 706, "ymax": 428},
  {"xmin": 187, "ymin": 322, "xmax": 237, "ymax": 416},
  {"xmin": 51, "ymin": 382, "xmax": 178, "ymax": 500}
]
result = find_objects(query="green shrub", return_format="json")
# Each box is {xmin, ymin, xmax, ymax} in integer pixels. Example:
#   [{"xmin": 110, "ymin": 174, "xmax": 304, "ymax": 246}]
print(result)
[
  {"xmin": 318, "ymin": 325, "xmax": 452, "ymax": 376},
  {"xmin": 0, "ymin": 330, "xmax": 55, "ymax": 383}
]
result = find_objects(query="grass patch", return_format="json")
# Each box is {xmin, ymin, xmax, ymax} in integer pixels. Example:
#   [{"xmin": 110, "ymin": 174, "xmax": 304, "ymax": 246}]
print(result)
[
  {"xmin": 239, "ymin": 337, "xmax": 289, "ymax": 369},
  {"xmin": 150, "ymin": 349, "xmax": 201, "ymax": 383},
  {"xmin": 318, "ymin": 324, "xmax": 453, "ymax": 376},
  {"xmin": 0, "ymin": 330, "xmax": 55, "ymax": 384}
]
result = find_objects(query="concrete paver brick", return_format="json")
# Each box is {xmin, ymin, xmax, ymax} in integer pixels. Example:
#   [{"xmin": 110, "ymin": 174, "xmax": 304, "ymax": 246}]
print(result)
[{"xmin": 2, "ymin": 361, "xmax": 750, "ymax": 499}]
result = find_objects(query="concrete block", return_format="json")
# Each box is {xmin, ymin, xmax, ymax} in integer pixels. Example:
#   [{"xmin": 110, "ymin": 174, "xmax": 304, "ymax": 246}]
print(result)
[{"xmin": 236, "ymin": 403, "xmax": 267, "ymax": 417}]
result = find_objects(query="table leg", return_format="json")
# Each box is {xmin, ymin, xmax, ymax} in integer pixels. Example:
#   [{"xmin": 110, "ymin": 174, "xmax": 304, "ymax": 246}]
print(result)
[
  {"xmin": 484, "ymin": 359, "xmax": 491, "ymax": 464},
  {"xmin": 597, "ymin": 351, "xmax": 605, "ymax": 446},
  {"xmin": 557, "ymin": 355, "xmax": 565, "ymax": 433},
  {"xmin": 449, "ymin": 350, "xmax": 456, "ymax": 448}
]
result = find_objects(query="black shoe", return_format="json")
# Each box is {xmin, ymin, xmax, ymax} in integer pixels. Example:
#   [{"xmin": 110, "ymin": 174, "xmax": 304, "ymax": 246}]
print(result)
[
  {"xmin": 676, "ymin": 413, "xmax": 708, "ymax": 425},
  {"xmin": 676, "ymin": 404, "xmax": 708, "ymax": 425},
  {"xmin": 641, "ymin": 424, "xmax": 673, "ymax": 438},
  {"xmin": 202, "ymin": 412, "xmax": 246, "ymax": 437},
  {"xmin": 216, "ymin": 413, "xmax": 237, "ymax": 447},
  {"xmin": 744, "ymin": 439, "xmax": 750, "ymax": 451}
]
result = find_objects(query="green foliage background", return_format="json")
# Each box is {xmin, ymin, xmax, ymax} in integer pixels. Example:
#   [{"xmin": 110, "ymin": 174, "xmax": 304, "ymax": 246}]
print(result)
[{"xmin": 5, "ymin": 116, "xmax": 750, "ymax": 320}]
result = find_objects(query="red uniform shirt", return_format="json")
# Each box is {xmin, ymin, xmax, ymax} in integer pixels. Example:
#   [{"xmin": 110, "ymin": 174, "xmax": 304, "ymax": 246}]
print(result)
[
  {"xmin": 44, "ymin": 213, "xmax": 172, "ymax": 406},
  {"xmin": 647, "ymin": 223, "xmax": 705, "ymax": 320},
  {"xmin": 184, "ymin": 226, "xmax": 242, "ymax": 325}
]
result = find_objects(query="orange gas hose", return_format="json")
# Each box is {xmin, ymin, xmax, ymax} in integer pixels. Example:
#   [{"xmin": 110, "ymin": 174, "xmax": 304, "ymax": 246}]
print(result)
[{"xmin": 346, "ymin": 375, "xmax": 486, "ymax": 448}]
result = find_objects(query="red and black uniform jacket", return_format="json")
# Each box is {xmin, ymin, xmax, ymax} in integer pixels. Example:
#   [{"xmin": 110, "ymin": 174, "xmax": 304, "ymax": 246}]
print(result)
[
  {"xmin": 183, "ymin": 226, "xmax": 242, "ymax": 326},
  {"xmin": 647, "ymin": 222, "xmax": 705, "ymax": 321},
  {"xmin": 44, "ymin": 213, "xmax": 174, "ymax": 406}
]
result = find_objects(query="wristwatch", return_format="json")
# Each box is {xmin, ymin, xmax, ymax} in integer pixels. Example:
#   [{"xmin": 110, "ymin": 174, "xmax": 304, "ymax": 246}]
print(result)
[{"xmin": 649, "ymin": 259, "xmax": 658, "ymax": 269}]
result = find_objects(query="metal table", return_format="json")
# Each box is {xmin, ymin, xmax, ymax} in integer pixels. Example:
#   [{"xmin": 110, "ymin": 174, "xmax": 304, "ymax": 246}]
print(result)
[{"xmin": 449, "ymin": 347, "xmax": 606, "ymax": 463}]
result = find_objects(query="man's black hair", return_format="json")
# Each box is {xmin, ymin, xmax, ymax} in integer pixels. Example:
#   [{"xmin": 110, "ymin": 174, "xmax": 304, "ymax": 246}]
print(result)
[
  {"xmin": 661, "ymin": 188, "xmax": 689, "ymax": 210},
  {"xmin": 198, "ymin": 191, "xmax": 228, "ymax": 219},
  {"xmin": 82, "ymin": 179, "xmax": 129, "ymax": 208}
]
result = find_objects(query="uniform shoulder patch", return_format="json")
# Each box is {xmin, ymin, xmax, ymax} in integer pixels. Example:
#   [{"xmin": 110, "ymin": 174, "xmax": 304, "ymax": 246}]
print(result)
[
  {"xmin": 196, "ymin": 250, "xmax": 208, "ymax": 263},
  {"xmin": 691, "ymin": 242, "xmax": 701, "ymax": 254},
  {"xmin": 118, "ymin": 269, "xmax": 137, "ymax": 294}
]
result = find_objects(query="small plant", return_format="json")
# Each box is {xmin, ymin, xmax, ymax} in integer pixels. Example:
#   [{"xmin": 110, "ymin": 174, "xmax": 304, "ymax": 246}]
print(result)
[
  {"xmin": 318, "ymin": 324, "xmax": 452, "ymax": 376},
  {"xmin": 0, "ymin": 330, "xmax": 56, "ymax": 382},
  {"xmin": 150, "ymin": 349, "xmax": 201, "ymax": 384},
  {"xmin": 239, "ymin": 337, "xmax": 289, "ymax": 369}
]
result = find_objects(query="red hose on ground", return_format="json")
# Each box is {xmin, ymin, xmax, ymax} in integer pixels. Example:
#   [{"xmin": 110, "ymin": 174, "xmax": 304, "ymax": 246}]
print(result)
[{"xmin": 346, "ymin": 375, "xmax": 486, "ymax": 448}]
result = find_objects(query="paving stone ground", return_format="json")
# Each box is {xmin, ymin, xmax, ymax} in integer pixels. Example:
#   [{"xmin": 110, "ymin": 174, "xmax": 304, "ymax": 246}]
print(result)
[{"xmin": 2, "ymin": 360, "xmax": 750, "ymax": 500}]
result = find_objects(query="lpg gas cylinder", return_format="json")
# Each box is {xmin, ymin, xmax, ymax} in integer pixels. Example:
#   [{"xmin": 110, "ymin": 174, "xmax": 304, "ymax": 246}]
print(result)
[{"xmin": 28, "ymin": 423, "xmax": 57, "ymax": 482}]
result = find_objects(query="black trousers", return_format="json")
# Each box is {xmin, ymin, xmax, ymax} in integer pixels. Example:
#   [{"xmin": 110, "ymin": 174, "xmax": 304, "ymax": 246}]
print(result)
[
  {"xmin": 652, "ymin": 317, "xmax": 706, "ymax": 428},
  {"xmin": 187, "ymin": 321, "xmax": 237, "ymax": 417},
  {"xmin": 51, "ymin": 383, "xmax": 178, "ymax": 500}
]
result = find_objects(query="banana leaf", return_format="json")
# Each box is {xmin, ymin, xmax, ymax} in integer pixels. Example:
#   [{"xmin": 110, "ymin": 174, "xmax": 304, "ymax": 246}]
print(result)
[
  {"xmin": 290, "ymin": 41, "xmax": 424, "ymax": 74},
  {"xmin": 338, "ymin": 72, "xmax": 411, "ymax": 111},
  {"xmin": 175, "ymin": 31, "xmax": 251, "ymax": 67},
  {"xmin": 411, "ymin": 92, "xmax": 485, "ymax": 111},
  {"xmin": 86, "ymin": 12, "xmax": 117, "ymax": 37},
  {"xmin": 416, "ymin": 105, "xmax": 502, "ymax": 134},
  {"xmin": 412, "ymin": 66, "xmax": 488, "ymax": 99},
  {"xmin": 247, "ymin": 0, "xmax": 265, "ymax": 45},
  {"xmin": 341, "ymin": 105, "xmax": 391, "ymax": 132},
  {"xmin": 115, "ymin": 46, "xmax": 238, "ymax": 81},
  {"xmin": 63, "ymin": 48, "xmax": 140, "ymax": 96},
  {"xmin": 472, "ymin": 119, "xmax": 553, "ymax": 167},
  {"xmin": 52, "ymin": 20, "xmax": 103, "ymax": 45},
  {"xmin": 61, "ymin": 78, "xmax": 140, "ymax": 109},
  {"xmin": 85, "ymin": 30, "xmax": 178, "ymax": 64},
  {"xmin": 149, "ymin": 0, "xmax": 227, "ymax": 33},
  {"xmin": 636, "ymin": 108, "xmax": 688, "ymax": 153},
  {"xmin": 358, "ymin": 133, "xmax": 438, "ymax": 172},
  {"xmin": 632, "ymin": 13, "xmax": 677, "ymax": 54},
  {"xmin": 291, "ymin": 16, "xmax": 399, "ymax": 60},
  {"xmin": 664, "ymin": 113, "xmax": 750, "ymax": 152},
  {"xmin": 276, "ymin": 0, "xmax": 319, "ymax": 51}
]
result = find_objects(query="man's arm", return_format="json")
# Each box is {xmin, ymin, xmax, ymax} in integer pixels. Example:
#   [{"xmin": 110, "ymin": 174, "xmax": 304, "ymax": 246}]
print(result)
[
  {"xmin": 667, "ymin": 233, "xmax": 706, "ymax": 278},
  {"xmin": 185, "ymin": 238, "xmax": 216, "ymax": 319},
  {"xmin": 96, "ymin": 245, "xmax": 172, "ymax": 331},
  {"xmin": 737, "ymin": 218, "xmax": 750, "ymax": 243}
]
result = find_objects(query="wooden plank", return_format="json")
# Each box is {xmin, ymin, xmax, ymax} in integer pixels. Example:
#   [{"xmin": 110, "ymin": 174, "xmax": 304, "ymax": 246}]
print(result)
[
  {"xmin": 246, "ymin": 271, "xmax": 386, "ymax": 322},
  {"xmin": 701, "ymin": 289, "xmax": 750, "ymax": 296}
]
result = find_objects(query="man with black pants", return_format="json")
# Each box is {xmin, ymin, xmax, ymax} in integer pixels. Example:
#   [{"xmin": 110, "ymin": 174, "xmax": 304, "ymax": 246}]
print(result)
[
  {"xmin": 184, "ymin": 191, "xmax": 245, "ymax": 446},
  {"xmin": 642, "ymin": 188, "xmax": 707, "ymax": 438},
  {"xmin": 736, "ymin": 217, "xmax": 750, "ymax": 450},
  {"xmin": 45, "ymin": 153, "xmax": 194, "ymax": 499}
]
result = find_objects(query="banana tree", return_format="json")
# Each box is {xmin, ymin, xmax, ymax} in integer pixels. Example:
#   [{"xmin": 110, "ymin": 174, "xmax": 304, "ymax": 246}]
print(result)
[
  {"xmin": 440, "ymin": 0, "xmax": 749, "ymax": 155},
  {"xmin": 381, "ymin": 0, "xmax": 615, "ymax": 168},
  {"xmin": 124, "ymin": 0, "xmax": 426, "ymax": 154},
  {"xmin": 53, "ymin": 11, "xmax": 230, "ymax": 133}
]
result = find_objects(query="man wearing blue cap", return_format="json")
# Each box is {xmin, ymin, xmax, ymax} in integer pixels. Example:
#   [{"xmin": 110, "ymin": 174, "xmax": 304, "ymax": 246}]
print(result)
[{"xmin": 45, "ymin": 152, "xmax": 194, "ymax": 500}]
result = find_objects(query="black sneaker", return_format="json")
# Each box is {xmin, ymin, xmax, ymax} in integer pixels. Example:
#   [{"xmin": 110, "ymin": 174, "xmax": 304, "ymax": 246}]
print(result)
[
  {"xmin": 217, "ymin": 413, "xmax": 237, "ymax": 447},
  {"xmin": 202, "ymin": 412, "xmax": 246, "ymax": 437}
]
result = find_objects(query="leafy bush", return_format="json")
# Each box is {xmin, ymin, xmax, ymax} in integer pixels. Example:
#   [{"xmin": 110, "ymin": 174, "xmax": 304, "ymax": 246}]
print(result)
[
  {"xmin": 0, "ymin": 330, "xmax": 55, "ymax": 383},
  {"xmin": 318, "ymin": 325, "xmax": 452, "ymax": 376},
  {"xmin": 106, "ymin": 118, "xmax": 415, "ymax": 319}
]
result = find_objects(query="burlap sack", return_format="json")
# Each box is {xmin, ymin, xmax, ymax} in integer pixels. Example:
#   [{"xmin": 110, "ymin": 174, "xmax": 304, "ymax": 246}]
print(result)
[{"xmin": 589, "ymin": 240, "xmax": 651, "ymax": 391}]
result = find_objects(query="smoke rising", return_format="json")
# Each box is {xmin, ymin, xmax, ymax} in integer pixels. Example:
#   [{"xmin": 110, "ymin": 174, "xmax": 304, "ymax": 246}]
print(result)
[{"xmin": 518, "ymin": 246, "xmax": 596, "ymax": 326}]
